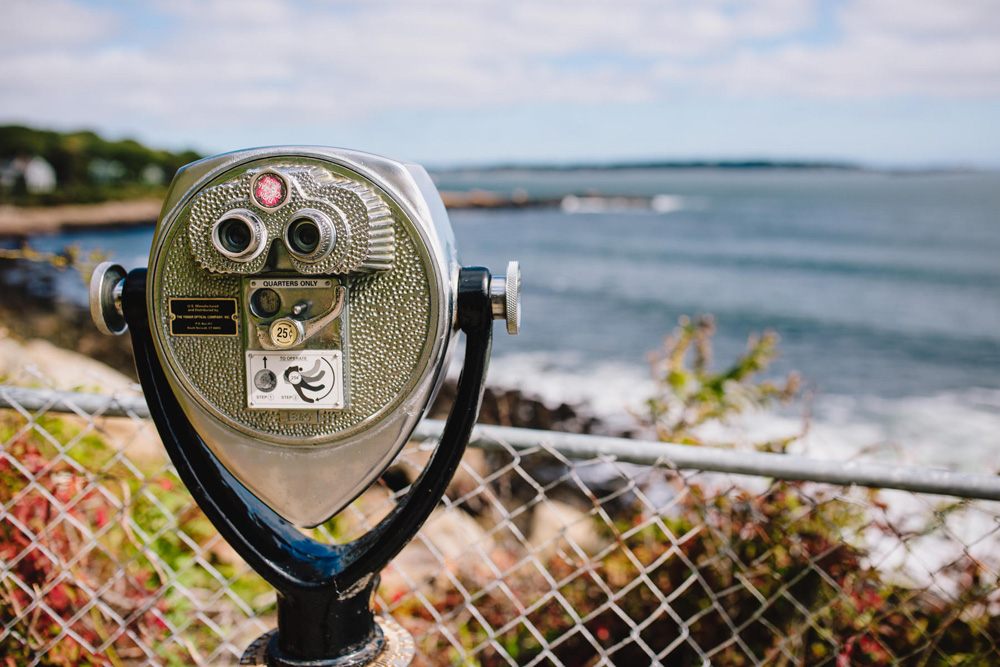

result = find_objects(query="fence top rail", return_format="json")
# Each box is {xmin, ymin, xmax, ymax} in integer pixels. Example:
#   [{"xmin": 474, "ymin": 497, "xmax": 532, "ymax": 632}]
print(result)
[{"xmin": 3, "ymin": 384, "xmax": 999, "ymax": 502}]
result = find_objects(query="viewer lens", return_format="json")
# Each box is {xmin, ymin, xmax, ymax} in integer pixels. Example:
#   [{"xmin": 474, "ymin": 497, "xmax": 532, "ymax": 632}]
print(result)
[
  {"xmin": 289, "ymin": 218, "xmax": 320, "ymax": 254},
  {"xmin": 210, "ymin": 210, "xmax": 265, "ymax": 262},
  {"xmin": 284, "ymin": 210, "xmax": 336, "ymax": 262},
  {"xmin": 219, "ymin": 218, "xmax": 253, "ymax": 254}
]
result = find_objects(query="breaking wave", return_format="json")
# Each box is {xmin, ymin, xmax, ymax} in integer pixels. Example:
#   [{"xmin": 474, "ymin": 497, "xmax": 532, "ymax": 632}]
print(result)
[{"xmin": 484, "ymin": 352, "xmax": 1000, "ymax": 473}]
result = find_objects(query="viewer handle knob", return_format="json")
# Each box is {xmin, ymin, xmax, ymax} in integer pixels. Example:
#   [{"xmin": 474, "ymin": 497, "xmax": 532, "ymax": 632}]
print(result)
[
  {"xmin": 490, "ymin": 260, "xmax": 521, "ymax": 335},
  {"xmin": 90, "ymin": 261, "xmax": 128, "ymax": 336}
]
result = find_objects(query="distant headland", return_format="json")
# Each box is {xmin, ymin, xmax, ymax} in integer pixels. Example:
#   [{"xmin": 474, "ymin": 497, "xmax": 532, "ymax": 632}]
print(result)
[
  {"xmin": 432, "ymin": 158, "xmax": 863, "ymax": 173},
  {"xmin": 0, "ymin": 125, "xmax": 987, "ymax": 234}
]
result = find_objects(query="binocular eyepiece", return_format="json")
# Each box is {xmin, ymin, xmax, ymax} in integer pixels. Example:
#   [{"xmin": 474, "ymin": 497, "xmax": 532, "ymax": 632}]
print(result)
[{"xmin": 92, "ymin": 147, "xmax": 519, "ymax": 526}]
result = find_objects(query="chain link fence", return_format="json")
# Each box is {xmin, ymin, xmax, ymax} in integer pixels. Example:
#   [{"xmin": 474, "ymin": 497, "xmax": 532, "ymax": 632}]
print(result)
[{"xmin": 3, "ymin": 364, "xmax": 1000, "ymax": 666}]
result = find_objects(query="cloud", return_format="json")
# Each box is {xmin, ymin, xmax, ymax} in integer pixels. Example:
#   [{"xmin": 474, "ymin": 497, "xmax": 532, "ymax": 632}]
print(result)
[
  {"xmin": 696, "ymin": 0, "xmax": 1000, "ymax": 97},
  {"xmin": 2, "ymin": 0, "xmax": 997, "ymax": 139},
  {"xmin": 839, "ymin": 0, "xmax": 1000, "ymax": 40},
  {"xmin": 0, "ymin": 0, "xmax": 117, "ymax": 52}
]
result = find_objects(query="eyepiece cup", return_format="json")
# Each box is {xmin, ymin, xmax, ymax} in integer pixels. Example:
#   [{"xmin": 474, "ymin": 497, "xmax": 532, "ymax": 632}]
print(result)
[
  {"xmin": 284, "ymin": 210, "xmax": 336, "ymax": 263},
  {"xmin": 211, "ymin": 211, "xmax": 266, "ymax": 262},
  {"xmin": 220, "ymin": 219, "xmax": 252, "ymax": 253},
  {"xmin": 289, "ymin": 219, "xmax": 320, "ymax": 254}
]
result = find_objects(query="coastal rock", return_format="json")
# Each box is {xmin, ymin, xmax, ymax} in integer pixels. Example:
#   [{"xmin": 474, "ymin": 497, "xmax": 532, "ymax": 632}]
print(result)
[
  {"xmin": 0, "ymin": 336, "xmax": 138, "ymax": 393},
  {"xmin": 0, "ymin": 277, "xmax": 137, "ymax": 381},
  {"xmin": 0, "ymin": 199, "xmax": 162, "ymax": 236},
  {"xmin": 0, "ymin": 330, "xmax": 163, "ymax": 463},
  {"xmin": 430, "ymin": 380, "xmax": 624, "ymax": 437},
  {"xmin": 527, "ymin": 499, "xmax": 608, "ymax": 561},
  {"xmin": 0, "ymin": 290, "xmax": 623, "ymax": 567},
  {"xmin": 380, "ymin": 505, "xmax": 495, "ymax": 601}
]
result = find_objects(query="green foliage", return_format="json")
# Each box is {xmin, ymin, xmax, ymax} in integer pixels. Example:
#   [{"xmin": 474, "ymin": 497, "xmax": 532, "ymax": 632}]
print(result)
[
  {"xmin": 0, "ymin": 243, "xmax": 110, "ymax": 285},
  {"xmin": 401, "ymin": 317, "xmax": 1000, "ymax": 665},
  {"xmin": 639, "ymin": 315, "xmax": 800, "ymax": 450},
  {"xmin": 0, "ymin": 125, "xmax": 200, "ymax": 206},
  {"xmin": 415, "ymin": 481, "xmax": 1000, "ymax": 666},
  {"xmin": 0, "ymin": 410, "xmax": 271, "ymax": 665}
]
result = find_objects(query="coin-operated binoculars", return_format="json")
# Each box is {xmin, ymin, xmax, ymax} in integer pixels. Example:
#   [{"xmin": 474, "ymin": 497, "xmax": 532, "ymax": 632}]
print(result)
[{"xmin": 90, "ymin": 147, "xmax": 520, "ymax": 666}]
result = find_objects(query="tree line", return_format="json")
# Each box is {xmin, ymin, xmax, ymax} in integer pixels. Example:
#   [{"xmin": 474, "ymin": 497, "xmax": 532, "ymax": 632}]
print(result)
[{"xmin": 0, "ymin": 125, "xmax": 201, "ymax": 205}]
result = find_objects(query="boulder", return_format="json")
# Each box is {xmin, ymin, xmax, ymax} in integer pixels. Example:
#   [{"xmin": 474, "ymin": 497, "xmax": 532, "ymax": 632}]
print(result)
[
  {"xmin": 380, "ymin": 506, "xmax": 494, "ymax": 602},
  {"xmin": 0, "ymin": 331, "xmax": 163, "ymax": 462},
  {"xmin": 527, "ymin": 499, "xmax": 609, "ymax": 562}
]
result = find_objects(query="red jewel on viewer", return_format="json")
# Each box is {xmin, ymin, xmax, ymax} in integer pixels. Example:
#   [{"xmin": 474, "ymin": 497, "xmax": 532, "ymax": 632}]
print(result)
[{"xmin": 253, "ymin": 174, "xmax": 286, "ymax": 208}]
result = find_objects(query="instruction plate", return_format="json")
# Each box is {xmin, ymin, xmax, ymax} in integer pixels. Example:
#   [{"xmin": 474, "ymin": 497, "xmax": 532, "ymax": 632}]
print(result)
[
  {"xmin": 169, "ymin": 298, "xmax": 238, "ymax": 336},
  {"xmin": 245, "ymin": 351, "xmax": 344, "ymax": 410}
]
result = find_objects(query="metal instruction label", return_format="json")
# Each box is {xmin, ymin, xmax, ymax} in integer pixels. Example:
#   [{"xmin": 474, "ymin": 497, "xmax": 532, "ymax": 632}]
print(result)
[
  {"xmin": 245, "ymin": 351, "xmax": 344, "ymax": 410},
  {"xmin": 169, "ymin": 298, "xmax": 238, "ymax": 336},
  {"xmin": 249, "ymin": 278, "xmax": 334, "ymax": 290}
]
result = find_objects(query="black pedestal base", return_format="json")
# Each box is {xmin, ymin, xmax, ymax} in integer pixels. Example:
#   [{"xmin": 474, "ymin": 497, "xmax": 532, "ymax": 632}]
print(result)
[{"xmin": 241, "ymin": 617, "xmax": 415, "ymax": 667}]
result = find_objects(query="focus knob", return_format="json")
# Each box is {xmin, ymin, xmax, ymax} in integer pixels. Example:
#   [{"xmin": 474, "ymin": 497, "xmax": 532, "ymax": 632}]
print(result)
[
  {"xmin": 490, "ymin": 260, "xmax": 521, "ymax": 335},
  {"xmin": 90, "ymin": 261, "xmax": 128, "ymax": 336}
]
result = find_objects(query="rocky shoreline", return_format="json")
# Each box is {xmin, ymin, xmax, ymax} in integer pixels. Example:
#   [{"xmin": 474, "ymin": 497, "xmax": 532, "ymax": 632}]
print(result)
[
  {"xmin": 0, "ymin": 199, "xmax": 163, "ymax": 236},
  {"xmin": 0, "ymin": 190, "xmax": 657, "ymax": 237},
  {"xmin": 0, "ymin": 294, "xmax": 631, "ymax": 611},
  {"xmin": 0, "ymin": 194, "xmax": 551, "ymax": 237},
  {"xmin": 0, "ymin": 269, "xmax": 625, "ymax": 439}
]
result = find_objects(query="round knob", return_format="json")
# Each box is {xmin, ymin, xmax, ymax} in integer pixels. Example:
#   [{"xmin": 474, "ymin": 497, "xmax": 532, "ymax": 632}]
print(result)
[
  {"xmin": 269, "ymin": 317, "xmax": 305, "ymax": 348},
  {"xmin": 90, "ymin": 261, "xmax": 128, "ymax": 336},
  {"xmin": 490, "ymin": 260, "xmax": 521, "ymax": 335}
]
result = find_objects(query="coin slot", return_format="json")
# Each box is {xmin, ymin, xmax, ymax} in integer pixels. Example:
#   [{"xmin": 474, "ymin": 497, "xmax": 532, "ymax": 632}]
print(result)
[{"xmin": 250, "ymin": 288, "xmax": 282, "ymax": 319}]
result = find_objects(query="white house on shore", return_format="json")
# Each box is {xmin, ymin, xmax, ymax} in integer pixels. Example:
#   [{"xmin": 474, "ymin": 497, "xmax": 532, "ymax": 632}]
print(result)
[{"xmin": 0, "ymin": 156, "xmax": 57, "ymax": 194}]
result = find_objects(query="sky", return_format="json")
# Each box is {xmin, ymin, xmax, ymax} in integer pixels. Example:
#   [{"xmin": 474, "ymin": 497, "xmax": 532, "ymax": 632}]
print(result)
[{"xmin": 2, "ymin": 0, "xmax": 999, "ymax": 167}]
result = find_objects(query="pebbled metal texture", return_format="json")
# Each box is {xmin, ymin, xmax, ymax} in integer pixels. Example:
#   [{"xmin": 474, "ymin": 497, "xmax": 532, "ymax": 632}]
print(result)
[
  {"xmin": 188, "ymin": 163, "xmax": 395, "ymax": 275},
  {"xmin": 142, "ymin": 147, "xmax": 458, "ymax": 526},
  {"xmin": 152, "ymin": 159, "xmax": 433, "ymax": 443}
]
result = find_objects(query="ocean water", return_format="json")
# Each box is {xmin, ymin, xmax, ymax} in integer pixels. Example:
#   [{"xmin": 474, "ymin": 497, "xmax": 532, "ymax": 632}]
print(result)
[
  {"xmin": 440, "ymin": 168, "xmax": 1000, "ymax": 469},
  {"xmin": 17, "ymin": 168, "xmax": 1000, "ymax": 470}
]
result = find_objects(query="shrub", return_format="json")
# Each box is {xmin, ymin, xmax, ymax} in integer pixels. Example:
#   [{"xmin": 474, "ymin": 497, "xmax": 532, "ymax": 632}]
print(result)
[
  {"xmin": 638, "ymin": 314, "xmax": 800, "ymax": 450},
  {"xmin": 0, "ymin": 411, "xmax": 271, "ymax": 665},
  {"xmin": 398, "ymin": 316, "xmax": 1000, "ymax": 666}
]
